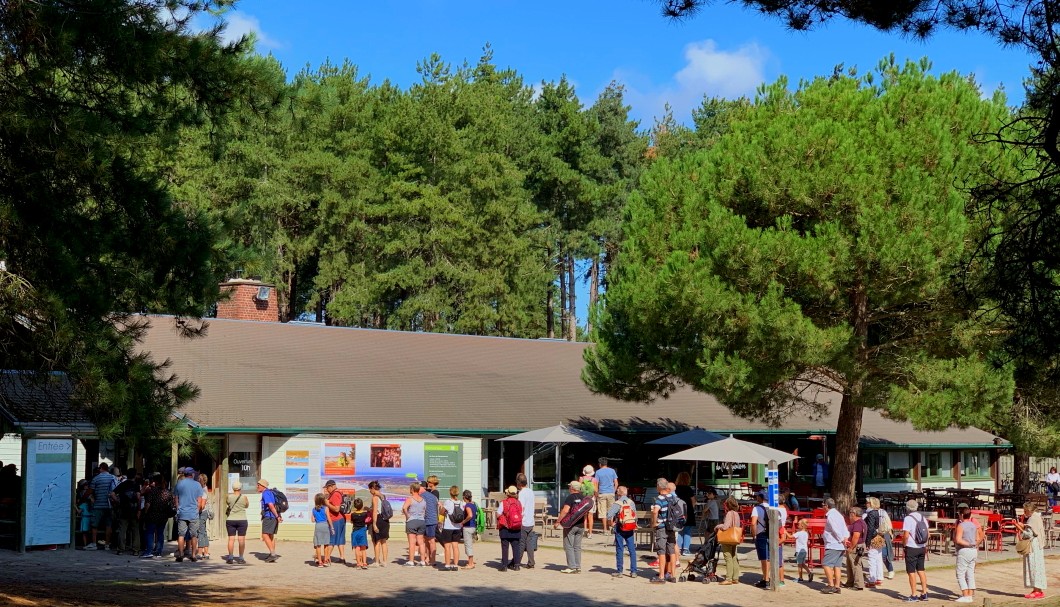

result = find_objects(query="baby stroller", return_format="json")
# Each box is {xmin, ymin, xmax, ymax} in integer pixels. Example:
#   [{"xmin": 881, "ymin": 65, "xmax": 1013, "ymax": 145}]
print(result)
[{"xmin": 678, "ymin": 531, "xmax": 721, "ymax": 583}]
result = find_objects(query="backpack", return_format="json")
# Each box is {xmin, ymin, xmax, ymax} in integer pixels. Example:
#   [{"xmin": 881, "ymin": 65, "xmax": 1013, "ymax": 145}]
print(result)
[
  {"xmin": 119, "ymin": 487, "xmax": 139, "ymax": 516},
  {"xmin": 339, "ymin": 493, "xmax": 355, "ymax": 515},
  {"xmin": 159, "ymin": 491, "xmax": 177, "ymax": 519},
  {"xmin": 497, "ymin": 497, "xmax": 523, "ymax": 531},
  {"xmin": 581, "ymin": 479, "xmax": 596, "ymax": 496},
  {"xmin": 377, "ymin": 496, "xmax": 394, "ymax": 521},
  {"xmin": 617, "ymin": 500, "xmax": 637, "ymax": 532},
  {"xmin": 753, "ymin": 504, "xmax": 770, "ymax": 535},
  {"xmin": 474, "ymin": 503, "xmax": 486, "ymax": 534},
  {"xmin": 665, "ymin": 495, "xmax": 688, "ymax": 531},
  {"xmin": 912, "ymin": 513, "xmax": 928, "ymax": 545},
  {"xmin": 268, "ymin": 488, "xmax": 289, "ymax": 514},
  {"xmin": 448, "ymin": 500, "xmax": 467, "ymax": 526},
  {"xmin": 560, "ymin": 495, "xmax": 594, "ymax": 528}
]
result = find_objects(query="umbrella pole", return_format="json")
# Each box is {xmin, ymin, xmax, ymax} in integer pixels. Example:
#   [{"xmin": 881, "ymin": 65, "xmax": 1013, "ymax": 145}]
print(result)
[{"xmin": 555, "ymin": 443, "xmax": 562, "ymax": 513}]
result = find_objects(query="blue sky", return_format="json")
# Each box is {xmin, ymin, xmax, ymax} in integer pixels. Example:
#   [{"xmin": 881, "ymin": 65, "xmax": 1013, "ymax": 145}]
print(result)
[{"xmin": 204, "ymin": 0, "xmax": 1032, "ymax": 328}]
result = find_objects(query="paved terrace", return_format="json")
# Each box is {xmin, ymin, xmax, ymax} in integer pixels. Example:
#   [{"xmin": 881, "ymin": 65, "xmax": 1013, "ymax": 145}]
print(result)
[{"xmin": 1, "ymin": 530, "xmax": 1059, "ymax": 606}]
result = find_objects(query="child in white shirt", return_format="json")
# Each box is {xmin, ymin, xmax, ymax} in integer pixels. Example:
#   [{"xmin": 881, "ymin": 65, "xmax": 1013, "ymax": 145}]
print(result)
[{"xmin": 794, "ymin": 519, "xmax": 812, "ymax": 582}]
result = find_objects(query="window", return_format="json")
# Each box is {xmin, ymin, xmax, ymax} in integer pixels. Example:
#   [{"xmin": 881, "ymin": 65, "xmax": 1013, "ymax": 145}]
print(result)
[
  {"xmin": 861, "ymin": 451, "xmax": 912, "ymax": 481},
  {"xmin": 921, "ymin": 450, "xmax": 954, "ymax": 478},
  {"xmin": 961, "ymin": 450, "xmax": 990, "ymax": 478}
]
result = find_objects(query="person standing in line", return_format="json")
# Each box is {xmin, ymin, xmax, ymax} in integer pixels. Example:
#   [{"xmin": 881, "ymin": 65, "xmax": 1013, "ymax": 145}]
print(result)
[
  {"xmin": 580, "ymin": 465, "xmax": 599, "ymax": 538},
  {"xmin": 794, "ymin": 519, "xmax": 812, "ymax": 583},
  {"xmin": 141, "ymin": 474, "xmax": 173, "ymax": 558},
  {"xmin": 86, "ymin": 463, "xmax": 118, "ymax": 550},
  {"xmin": 311, "ymin": 493, "xmax": 333, "ymax": 567},
  {"xmin": 515, "ymin": 473, "xmax": 536, "ymax": 569},
  {"xmin": 899, "ymin": 499, "xmax": 929, "ymax": 602},
  {"xmin": 368, "ymin": 481, "xmax": 390, "ymax": 567},
  {"xmin": 460, "ymin": 490, "xmax": 478, "ymax": 570},
  {"xmin": 862, "ymin": 497, "xmax": 884, "ymax": 587},
  {"xmin": 497, "ymin": 485, "xmax": 522, "ymax": 571},
  {"xmin": 195, "ymin": 473, "xmax": 212, "ymax": 560},
  {"xmin": 402, "ymin": 481, "xmax": 427, "ymax": 566},
  {"xmin": 650, "ymin": 477, "xmax": 677, "ymax": 584},
  {"xmin": 751, "ymin": 490, "xmax": 772, "ymax": 589},
  {"xmin": 843, "ymin": 506, "xmax": 866, "ymax": 590},
  {"xmin": 110, "ymin": 470, "xmax": 142, "ymax": 556},
  {"xmin": 258, "ymin": 479, "xmax": 281, "ymax": 563},
  {"xmin": 821, "ymin": 497, "xmax": 849, "ymax": 594},
  {"xmin": 715, "ymin": 496, "xmax": 742, "ymax": 585},
  {"xmin": 421, "ymin": 477, "xmax": 440, "ymax": 566},
  {"xmin": 673, "ymin": 471, "xmax": 698, "ymax": 558},
  {"xmin": 594, "ymin": 458, "xmax": 619, "ymax": 535},
  {"xmin": 554, "ymin": 480, "xmax": 587, "ymax": 574},
  {"xmin": 1015, "ymin": 501, "xmax": 1047, "ymax": 600},
  {"xmin": 440, "ymin": 485, "xmax": 463, "ymax": 570},
  {"xmin": 953, "ymin": 508, "xmax": 979, "ymax": 603},
  {"xmin": 223, "ymin": 481, "xmax": 249, "ymax": 564},
  {"xmin": 350, "ymin": 497, "xmax": 370, "ymax": 569},
  {"xmin": 323, "ymin": 480, "xmax": 348, "ymax": 565},
  {"xmin": 173, "ymin": 468, "xmax": 205, "ymax": 563},
  {"xmin": 606, "ymin": 486, "xmax": 638, "ymax": 578}
]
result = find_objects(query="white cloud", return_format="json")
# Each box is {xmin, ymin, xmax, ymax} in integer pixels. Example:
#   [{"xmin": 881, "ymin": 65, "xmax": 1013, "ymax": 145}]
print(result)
[
  {"xmin": 219, "ymin": 13, "xmax": 283, "ymax": 50},
  {"xmin": 618, "ymin": 39, "xmax": 769, "ymax": 126}
]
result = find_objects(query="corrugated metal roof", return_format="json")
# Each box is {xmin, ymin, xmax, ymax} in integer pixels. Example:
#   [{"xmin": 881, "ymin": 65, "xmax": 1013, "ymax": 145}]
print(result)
[{"xmin": 136, "ymin": 315, "xmax": 1002, "ymax": 447}]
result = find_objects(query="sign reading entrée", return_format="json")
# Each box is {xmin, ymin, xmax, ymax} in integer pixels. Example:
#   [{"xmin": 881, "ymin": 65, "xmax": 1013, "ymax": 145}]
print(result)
[
  {"xmin": 24, "ymin": 438, "xmax": 73, "ymax": 547},
  {"xmin": 424, "ymin": 443, "xmax": 462, "ymax": 490}
]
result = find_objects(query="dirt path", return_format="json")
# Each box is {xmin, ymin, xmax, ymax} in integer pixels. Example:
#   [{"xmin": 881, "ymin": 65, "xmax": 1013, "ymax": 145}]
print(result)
[{"xmin": 2, "ymin": 538, "xmax": 1059, "ymax": 607}]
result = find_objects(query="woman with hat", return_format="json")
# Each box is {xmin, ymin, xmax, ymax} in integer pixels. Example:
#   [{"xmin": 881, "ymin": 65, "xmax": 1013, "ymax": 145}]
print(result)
[
  {"xmin": 580, "ymin": 465, "xmax": 599, "ymax": 538},
  {"xmin": 223, "ymin": 481, "xmax": 249, "ymax": 564},
  {"xmin": 496, "ymin": 485, "xmax": 523, "ymax": 571}
]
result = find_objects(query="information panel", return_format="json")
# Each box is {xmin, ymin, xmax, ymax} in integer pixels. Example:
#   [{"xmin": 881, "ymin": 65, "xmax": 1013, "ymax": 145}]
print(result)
[
  {"xmin": 425, "ymin": 443, "xmax": 462, "ymax": 491},
  {"xmin": 24, "ymin": 438, "xmax": 73, "ymax": 546}
]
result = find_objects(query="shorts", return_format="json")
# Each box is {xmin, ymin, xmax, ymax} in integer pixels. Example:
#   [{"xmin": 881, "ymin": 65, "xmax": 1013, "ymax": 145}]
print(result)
[
  {"xmin": 597, "ymin": 493, "xmax": 616, "ymax": 516},
  {"xmin": 438, "ymin": 528, "xmax": 461, "ymax": 544},
  {"xmin": 371, "ymin": 519, "xmax": 390, "ymax": 542},
  {"xmin": 176, "ymin": 518, "xmax": 201, "ymax": 538},
  {"xmin": 904, "ymin": 546, "xmax": 926, "ymax": 573},
  {"xmin": 226, "ymin": 519, "xmax": 248, "ymax": 537},
  {"xmin": 755, "ymin": 533, "xmax": 769, "ymax": 561},
  {"xmin": 796, "ymin": 549, "xmax": 807, "ymax": 565},
  {"xmin": 823, "ymin": 549, "xmax": 845, "ymax": 568},
  {"xmin": 262, "ymin": 517, "xmax": 279, "ymax": 535},
  {"xmin": 405, "ymin": 519, "xmax": 426, "ymax": 535},
  {"xmin": 654, "ymin": 528, "xmax": 676, "ymax": 555},
  {"xmin": 425, "ymin": 523, "xmax": 437, "ymax": 539},
  {"xmin": 351, "ymin": 526, "xmax": 368, "ymax": 548},
  {"xmin": 90, "ymin": 508, "xmax": 113, "ymax": 530},
  {"xmin": 329, "ymin": 517, "xmax": 347, "ymax": 546}
]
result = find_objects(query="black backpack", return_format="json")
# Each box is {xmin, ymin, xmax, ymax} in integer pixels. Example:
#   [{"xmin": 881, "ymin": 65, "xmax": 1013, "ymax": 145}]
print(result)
[
  {"xmin": 448, "ymin": 500, "xmax": 466, "ymax": 526},
  {"xmin": 339, "ymin": 493, "xmax": 355, "ymax": 515},
  {"xmin": 377, "ymin": 496, "xmax": 393, "ymax": 520},
  {"xmin": 269, "ymin": 488, "xmax": 290, "ymax": 514}
]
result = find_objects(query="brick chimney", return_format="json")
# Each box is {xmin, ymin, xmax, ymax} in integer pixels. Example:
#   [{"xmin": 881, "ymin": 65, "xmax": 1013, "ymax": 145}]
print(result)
[{"xmin": 215, "ymin": 279, "xmax": 278, "ymax": 322}]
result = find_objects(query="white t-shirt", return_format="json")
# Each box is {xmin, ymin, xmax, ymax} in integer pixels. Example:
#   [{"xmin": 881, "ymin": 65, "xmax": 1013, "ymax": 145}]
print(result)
[
  {"xmin": 1046, "ymin": 472, "xmax": 1060, "ymax": 485},
  {"xmin": 903, "ymin": 512, "xmax": 927, "ymax": 548},
  {"xmin": 442, "ymin": 498, "xmax": 463, "ymax": 530},
  {"xmin": 824, "ymin": 508, "xmax": 850, "ymax": 550},
  {"xmin": 518, "ymin": 487, "xmax": 535, "ymax": 527},
  {"xmin": 794, "ymin": 530, "xmax": 809, "ymax": 553}
]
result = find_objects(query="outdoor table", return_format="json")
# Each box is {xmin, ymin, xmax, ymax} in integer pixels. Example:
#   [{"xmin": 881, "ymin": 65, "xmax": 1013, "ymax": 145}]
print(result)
[{"xmin": 786, "ymin": 510, "xmax": 814, "ymax": 524}]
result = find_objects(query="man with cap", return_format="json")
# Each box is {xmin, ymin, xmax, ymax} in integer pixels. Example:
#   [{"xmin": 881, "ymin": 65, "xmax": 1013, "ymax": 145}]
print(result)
[
  {"xmin": 259, "ymin": 479, "xmax": 282, "ymax": 562},
  {"xmin": 173, "ymin": 467, "xmax": 205, "ymax": 562},
  {"xmin": 554, "ymin": 480, "xmax": 587, "ymax": 574},
  {"xmin": 323, "ymin": 480, "xmax": 347, "ymax": 565}
]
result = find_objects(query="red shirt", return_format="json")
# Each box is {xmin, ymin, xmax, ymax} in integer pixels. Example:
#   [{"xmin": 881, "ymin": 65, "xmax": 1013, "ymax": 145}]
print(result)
[{"xmin": 327, "ymin": 489, "xmax": 345, "ymax": 522}]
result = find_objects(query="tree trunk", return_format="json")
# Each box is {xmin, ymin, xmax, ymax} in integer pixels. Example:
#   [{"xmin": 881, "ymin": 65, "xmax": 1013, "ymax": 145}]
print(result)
[
  {"xmin": 546, "ymin": 245, "xmax": 555, "ymax": 339},
  {"xmin": 587, "ymin": 256, "xmax": 599, "ymax": 335},
  {"xmin": 1014, "ymin": 451, "xmax": 1030, "ymax": 494},
  {"xmin": 832, "ymin": 278, "xmax": 870, "ymax": 512},
  {"xmin": 558, "ymin": 247, "xmax": 568, "ymax": 339},
  {"xmin": 567, "ymin": 253, "xmax": 577, "ymax": 341}
]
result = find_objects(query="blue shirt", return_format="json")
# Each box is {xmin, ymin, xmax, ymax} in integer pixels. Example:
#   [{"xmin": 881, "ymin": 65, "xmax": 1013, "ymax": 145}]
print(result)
[
  {"xmin": 174, "ymin": 477, "xmax": 204, "ymax": 520},
  {"xmin": 89, "ymin": 471, "xmax": 117, "ymax": 509},
  {"xmin": 653, "ymin": 494, "xmax": 670, "ymax": 528},
  {"xmin": 261, "ymin": 488, "xmax": 277, "ymax": 519},
  {"xmin": 422, "ymin": 490, "xmax": 439, "ymax": 525},
  {"xmin": 312, "ymin": 506, "xmax": 328, "ymax": 523},
  {"xmin": 595, "ymin": 467, "xmax": 618, "ymax": 494},
  {"xmin": 463, "ymin": 503, "xmax": 478, "ymax": 528}
]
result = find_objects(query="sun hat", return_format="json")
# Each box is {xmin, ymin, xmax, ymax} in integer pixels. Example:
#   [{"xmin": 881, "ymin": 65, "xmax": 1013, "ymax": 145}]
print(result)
[
  {"xmin": 505, "ymin": 485, "xmax": 518, "ymax": 496},
  {"xmin": 582, "ymin": 465, "xmax": 595, "ymax": 476}
]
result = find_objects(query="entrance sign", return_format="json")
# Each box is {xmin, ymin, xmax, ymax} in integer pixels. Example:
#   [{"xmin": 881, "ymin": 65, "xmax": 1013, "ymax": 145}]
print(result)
[{"xmin": 24, "ymin": 438, "xmax": 73, "ymax": 547}]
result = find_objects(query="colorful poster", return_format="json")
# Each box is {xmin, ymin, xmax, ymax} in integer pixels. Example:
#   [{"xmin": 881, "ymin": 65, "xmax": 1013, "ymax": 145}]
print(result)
[
  {"xmin": 284, "ymin": 449, "xmax": 311, "ymax": 522},
  {"xmin": 322, "ymin": 443, "xmax": 356, "ymax": 477},
  {"xmin": 24, "ymin": 438, "xmax": 72, "ymax": 546},
  {"xmin": 425, "ymin": 443, "xmax": 462, "ymax": 491}
]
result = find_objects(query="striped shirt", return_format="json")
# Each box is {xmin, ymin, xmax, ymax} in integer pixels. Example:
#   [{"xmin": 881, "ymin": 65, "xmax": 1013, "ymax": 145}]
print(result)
[
  {"xmin": 90, "ymin": 471, "xmax": 117, "ymax": 509},
  {"xmin": 653, "ymin": 495, "xmax": 670, "ymax": 528}
]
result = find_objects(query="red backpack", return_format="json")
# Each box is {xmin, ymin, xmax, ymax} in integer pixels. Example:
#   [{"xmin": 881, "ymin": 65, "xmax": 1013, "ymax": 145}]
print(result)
[
  {"xmin": 497, "ymin": 496, "xmax": 523, "ymax": 531},
  {"xmin": 616, "ymin": 501, "xmax": 637, "ymax": 532}
]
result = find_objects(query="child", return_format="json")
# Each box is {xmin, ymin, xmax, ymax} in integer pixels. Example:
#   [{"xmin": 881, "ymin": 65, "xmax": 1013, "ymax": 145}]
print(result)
[
  {"xmin": 312, "ymin": 493, "xmax": 333, "ymax": 567},
  {"xmin": 794, "ymin": 519, "xmax": 812, "ymax": 583},
  {"xmin": 76, "ymin": 480, "xmax": 91, "ymax": 548},
  {"xmin": 350, "ymin": 497, "xmax": 370, "ymax": 569}
]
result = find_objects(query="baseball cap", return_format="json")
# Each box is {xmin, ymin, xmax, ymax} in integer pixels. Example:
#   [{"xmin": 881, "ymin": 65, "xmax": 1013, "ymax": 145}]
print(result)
[
  {"xmin": 755, "ymin": 490, "xmax": 767, "ymax": 500},
  {"xmin": 325, "ymin": 479, "xmax": 337, "ymax": 487},
  {"xmin": 957, "ymin": 502, "xmax": 969, "ymax": 509}
]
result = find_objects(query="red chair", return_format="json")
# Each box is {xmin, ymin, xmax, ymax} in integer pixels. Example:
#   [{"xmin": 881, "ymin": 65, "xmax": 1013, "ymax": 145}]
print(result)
[
  {"xmin": 892, "ymin": 520, "xmax": 905, "ymax": 559},
  {"xmin": 806, "ymin": 519, "xmax": 827, "ymax": 568}
]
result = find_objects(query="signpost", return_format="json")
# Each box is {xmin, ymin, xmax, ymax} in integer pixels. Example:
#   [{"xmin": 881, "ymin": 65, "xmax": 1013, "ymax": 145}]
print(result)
[{"xmin": 767, "ymin": 461, "xmax": 780, "ymax": 591}]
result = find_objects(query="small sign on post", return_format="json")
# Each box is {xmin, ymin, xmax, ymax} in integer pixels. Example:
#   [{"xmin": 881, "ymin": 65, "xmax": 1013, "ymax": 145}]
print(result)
[{"xmin": 767, "ymin": 461, "xmax": 780, "ymax": 591}]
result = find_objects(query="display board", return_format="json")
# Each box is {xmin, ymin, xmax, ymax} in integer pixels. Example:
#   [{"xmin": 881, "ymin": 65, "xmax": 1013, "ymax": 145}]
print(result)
[
  {"xmin": 23, "ymin": 438, "xmax": 73, "ymax": 547},
  {"xmin": 262, "ymin": 437, "xmax": 471, "ymax": 523}
]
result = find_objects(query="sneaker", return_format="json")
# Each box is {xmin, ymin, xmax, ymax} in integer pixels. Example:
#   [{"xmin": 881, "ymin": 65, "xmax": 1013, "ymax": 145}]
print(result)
[
  {"xmin": 266, "ymin": 554, "xmax": 279, "ymax": 563},
  {"xmin": 755, "ymin": 579, "xmax": 769, "ymax": 589},
  {"xmin": 797, "ymin": 578, "xmax": 805, "ymax": 584},
  {"xmin": 650, "ymin": 577, "xmax": 666, "ymax": 584},
  {"xmin": 612, "ymin": 572, "xmax": 624, "ymax": 578},
  {"xmin": 175, "ymin": 556, "xmax": 184, "ymax": 563},
  {"xmin": 235, "ymin": 557, "xmax": 247, "ymax": 564},
  {"xmin": 84, "ymin": 544, "xmax": 97, "ymax": 551},
  {"xmin": 904, "ymin": 596, "xmax": 920, "ymax": 603},
  {"xmin": 885, "ymin": 571, "xmax": 895, "ymax": 579},
  {"xmin": 560, "ymin": 568, "xmax": 578, "ymax": 574},
  {"xmin": 918, "ymin": 594, "xmax": 927, "ymax": 601},
  {"xmin": 808, "ymin": 570, "xmax": 814, "ymax": 583},
  {"xmin": 140, "ymin": 553, "xmax": 154, "ymax": 559},
  {"xmin": 525, "ymin": 564, "xmax": 534, "ymax": 569},
  {"xmin": 404, "ymin": 561, "xmax": 416, "ymax": 567},
  {"xmin": 499, "ymin": 566, "xmax": 508, "ymax": 572},
  {"xmin": 820, "ymin": 586, "xmax": 837, "ymax": 594},
  {"xmin": 955, "ymin": 598, "xmax": 973, "ymax": 603},
  {"xmin": 188, "ymin": 556, "xmax": 198, "ymax": 563},
  {"xmin": 630, "ymin": 570, "xmax": 638, "ymax": 577}
]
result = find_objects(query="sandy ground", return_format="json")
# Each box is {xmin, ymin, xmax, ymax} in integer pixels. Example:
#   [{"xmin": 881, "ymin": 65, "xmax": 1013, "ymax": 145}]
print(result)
[{"xmin": 2, "ymin": 532, "xmax": 1060, "ymax": 607}]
